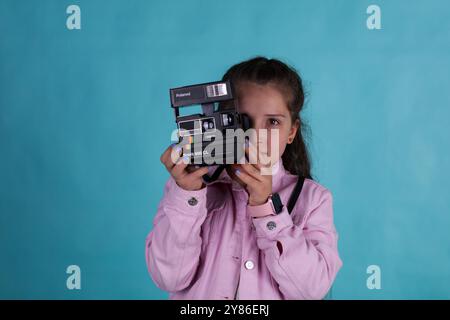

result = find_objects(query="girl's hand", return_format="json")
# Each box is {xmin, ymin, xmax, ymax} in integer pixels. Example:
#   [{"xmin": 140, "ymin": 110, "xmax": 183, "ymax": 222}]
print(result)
[
  {"xmin": 228, "ymin": 141, "xmax": 273, "ymax": 206},
  {"xmin": 160, "ymin": 144, "xmax": 209, "ymax": 191}
]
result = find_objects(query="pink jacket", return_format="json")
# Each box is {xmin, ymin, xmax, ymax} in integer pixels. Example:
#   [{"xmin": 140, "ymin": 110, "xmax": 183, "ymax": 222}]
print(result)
[{"xmin": 145, "ymin": 160, "xmax": 342, "ymax": 300}]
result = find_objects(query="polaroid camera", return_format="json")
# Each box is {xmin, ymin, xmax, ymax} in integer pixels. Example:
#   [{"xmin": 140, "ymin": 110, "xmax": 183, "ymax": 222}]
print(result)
[{"xmin": 170, "ymin": 80, "xmax": 251, "ymax": 182}]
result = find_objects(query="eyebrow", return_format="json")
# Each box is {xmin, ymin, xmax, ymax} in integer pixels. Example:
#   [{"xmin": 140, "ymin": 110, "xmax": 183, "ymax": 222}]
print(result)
[{"xmin": 264, "ymin": 114, "xmax": 286, "ymax": 118}]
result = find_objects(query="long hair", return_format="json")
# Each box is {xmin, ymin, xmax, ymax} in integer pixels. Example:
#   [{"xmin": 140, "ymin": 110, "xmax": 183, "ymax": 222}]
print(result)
[{"xmin": 222, "ymin": 56, "xmax": 312, "ymax": 179}]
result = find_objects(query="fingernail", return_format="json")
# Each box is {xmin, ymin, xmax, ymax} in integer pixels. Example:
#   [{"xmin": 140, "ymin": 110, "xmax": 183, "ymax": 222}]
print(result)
[
  {"xmin": 172, "ymin": 145, "xmax": 181, "ymax": 154},
  {"xmin": 235, "ymin": 169, "xmax": 240, "ymax": 176},
  {"xmin": 194, "ymin": 165, "xmax": 200, "ymax": 169}
]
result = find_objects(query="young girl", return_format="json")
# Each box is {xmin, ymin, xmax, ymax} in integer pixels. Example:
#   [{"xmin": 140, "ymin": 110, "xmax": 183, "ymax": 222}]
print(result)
[{"xmin": 145, "ymin": 57, "xmax": 342, "ymax": 300}]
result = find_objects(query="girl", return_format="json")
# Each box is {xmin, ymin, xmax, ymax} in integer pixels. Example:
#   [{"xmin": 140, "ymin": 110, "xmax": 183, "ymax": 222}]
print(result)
[{"xmin": 145, "ymin": 57, "xmax": 342, "ymax": 300}]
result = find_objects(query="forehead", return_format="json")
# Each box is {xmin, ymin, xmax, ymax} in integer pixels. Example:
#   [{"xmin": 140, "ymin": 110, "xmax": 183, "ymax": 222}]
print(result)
[{"xmin": 236, "ymin": 82, "xmax": 289, "ymax": 114}]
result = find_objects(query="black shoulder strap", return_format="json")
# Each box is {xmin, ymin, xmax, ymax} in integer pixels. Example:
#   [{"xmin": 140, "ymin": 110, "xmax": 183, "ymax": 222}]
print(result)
[{"xmin": 287, "ymin": 176, "xmax": 305, "ymax": 214}]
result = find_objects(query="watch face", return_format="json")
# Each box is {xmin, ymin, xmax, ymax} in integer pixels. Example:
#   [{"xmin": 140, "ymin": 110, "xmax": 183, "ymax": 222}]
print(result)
[{"xmin": 271, "ymin": 193, "xmax": 283, "ymax": 214}]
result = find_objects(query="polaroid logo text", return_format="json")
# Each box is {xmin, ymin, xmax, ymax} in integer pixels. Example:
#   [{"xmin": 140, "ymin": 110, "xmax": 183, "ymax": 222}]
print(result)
[{"xmin": 176, "ymin": 92, "xmax": 191, "ymax": 98}]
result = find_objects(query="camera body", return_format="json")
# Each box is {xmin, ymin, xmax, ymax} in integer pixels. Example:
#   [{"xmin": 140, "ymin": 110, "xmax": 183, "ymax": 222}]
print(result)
[{"xmin": 170, "ymin": 80, "xmax": 251, "ymax": 166}]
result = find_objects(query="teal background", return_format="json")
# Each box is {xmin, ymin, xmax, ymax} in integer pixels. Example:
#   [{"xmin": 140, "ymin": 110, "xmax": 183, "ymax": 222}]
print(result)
[{"xmin": 1, "ymin": 0, "xmax": 449, "ymax": 299}]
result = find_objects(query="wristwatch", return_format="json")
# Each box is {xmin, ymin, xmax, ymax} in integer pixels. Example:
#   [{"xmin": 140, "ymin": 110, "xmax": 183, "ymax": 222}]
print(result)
[{"xmin": 247, "ymin": 193, "xmax": 283, "ymax": 218}]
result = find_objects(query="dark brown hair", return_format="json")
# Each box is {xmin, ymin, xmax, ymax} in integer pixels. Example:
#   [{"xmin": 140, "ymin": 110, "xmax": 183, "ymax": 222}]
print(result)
[{"xmin": 222, "ymin": 56, "xmax": 312, "ymax": 179}]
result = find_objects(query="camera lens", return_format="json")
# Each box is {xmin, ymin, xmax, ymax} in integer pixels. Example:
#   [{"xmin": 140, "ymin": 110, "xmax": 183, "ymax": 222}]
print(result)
[
  {"xmin": 222, "ymin": 113, "xmax": 234, "ymax": 127},
  {"xmin": 202, "ymin": 119, "xmax": 215, "ymax": 132}
]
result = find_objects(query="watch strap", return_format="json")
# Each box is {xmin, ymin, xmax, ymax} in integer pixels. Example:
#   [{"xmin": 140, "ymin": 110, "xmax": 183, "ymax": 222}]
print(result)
[{"xmin": 247, "ymin": 193, "xmax": 283, "ymax": 218}]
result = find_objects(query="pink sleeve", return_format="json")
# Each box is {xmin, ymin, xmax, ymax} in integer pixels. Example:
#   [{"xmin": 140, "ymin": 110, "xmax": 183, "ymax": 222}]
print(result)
[
  {"xmin": 251, "ymin": 188, "xmax": 343, "ymax": 300},
  {"xmin": 145, "ymin": 176, "xmax": 208, "ymax": 292}
]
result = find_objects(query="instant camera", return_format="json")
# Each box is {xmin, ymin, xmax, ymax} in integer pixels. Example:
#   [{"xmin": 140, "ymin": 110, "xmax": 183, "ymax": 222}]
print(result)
[{"xmin": 170, "ymin": 80, "xmax": 251, "ymax": 181}]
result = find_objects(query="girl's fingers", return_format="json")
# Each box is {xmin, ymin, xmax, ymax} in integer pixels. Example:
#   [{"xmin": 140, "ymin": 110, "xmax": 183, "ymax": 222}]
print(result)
[
  {"xmin": 234, "ymin": 167, "xmax": 259, "ymax": 189},
  {"xmin": 170, "ymin": 155, "xmax": 189, "ymax": 179},
  {"xmin": 161, "ymin": 144, "xmax": 183, "ymax": 171},
  {"xmin": 240, "ymin": 163, "xmax": 263, "ymax": 182},
  {"xmin": 186, "ymin": 166, "xmax": 210, "ymax": 179},
  {"xmin": 160, "ymin": 145, "xmax": 172, "ymax": 165},
  {"xmin": 161, "ymin": 150, "xmax": 175, "ymax": 172},
  {"xmin": 227, "ymin": 165, "xmax": 246, "ymax": 186},
  {"xmin": 169, "ymin": 144, "xmax": 183, "ymax": 165}
]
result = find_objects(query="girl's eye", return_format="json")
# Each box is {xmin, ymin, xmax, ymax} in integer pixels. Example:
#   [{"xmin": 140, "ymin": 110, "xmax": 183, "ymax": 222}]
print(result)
[{"xmin": 268, "ymin": 118, "xmax": 280, "ymax": 126}]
